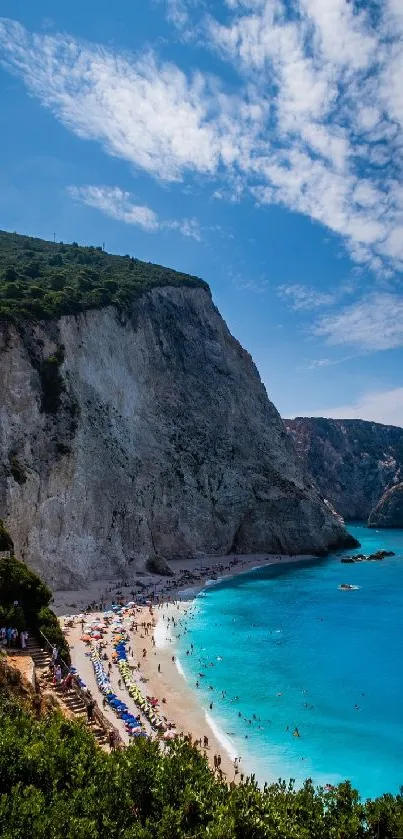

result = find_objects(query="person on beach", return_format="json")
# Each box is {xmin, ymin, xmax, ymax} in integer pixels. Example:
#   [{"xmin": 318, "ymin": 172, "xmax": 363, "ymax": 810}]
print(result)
[
  {"xmin": 86, "ymin": 698, "xmax": 95, "ymax": 725},
  {"xmin": 62, "ymin": 672, "xmax": 73, "ymax": 692}
]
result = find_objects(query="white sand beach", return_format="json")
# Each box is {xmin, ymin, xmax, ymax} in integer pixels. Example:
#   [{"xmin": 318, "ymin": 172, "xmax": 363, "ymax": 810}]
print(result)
[{"xmin": 54, "ymin": 552, "xmax": 314, "ymax": 781}]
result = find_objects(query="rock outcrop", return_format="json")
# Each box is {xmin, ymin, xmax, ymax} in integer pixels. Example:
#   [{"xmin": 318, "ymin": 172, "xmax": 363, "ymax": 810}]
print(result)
[
  {"xmin": 368, "ymin": 483, "xmax": 403, "ymax": 528},
  {"xmin": 0, "ymin": 287, "xmax": 356, "ymax": 587},
  {"xmin": 284, "ymin": 417, "xmax": 403, "ymax": 521}
]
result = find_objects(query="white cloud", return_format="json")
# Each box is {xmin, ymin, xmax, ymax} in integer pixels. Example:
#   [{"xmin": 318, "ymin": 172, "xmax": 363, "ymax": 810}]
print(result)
[
  {"xmin": 172, "ymin": 217, "xmax": 201, "ymax": 241},
  {"xmin": 205, "ymin": 1, "xmax": 403, "ymax": 273},
  {"xmin": 305, "ymin": 387, "xmax": 403, "ymax": 427},
  {"xmin": 278, "ymin": 284, "xmax": 335, "ymax": 311},
  {"xmin": 165, "ymin": 0, "xmax": 190, "ymax": 27},
  {"xmin": 314, "ymin": 293, "xmax": 403, "ymax": 351},
  {"xmin": 1, "ymin": 8, "xmax": 403, "ymax": 273},
  {"xmin": 299, "ymin": 0, "xmax": 376, "ymax": 70},
  {"xmin": 307, "ymin": 358, "xmax": 333, "ymax": 369},
  {"xmin": 68, "ymin": 186, "xmax": 159, "ymax": 231},
  {"xmin": 0, "ymin": 18, "xmax": 240, "ymax": 183},
  {"xmin": 68, "ymin": 184, "xmax": 202, "ymax": 240}
]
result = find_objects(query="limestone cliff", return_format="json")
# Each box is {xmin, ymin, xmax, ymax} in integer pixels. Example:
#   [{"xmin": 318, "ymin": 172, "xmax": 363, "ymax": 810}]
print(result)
[
  {"xmin": 368, "ymin": 483, "xmax": 403, "ymax": 528},
  {"xmin": 0, "ymin": 288, "xmax": 356, "ymax": 587},
  {"xmin": 284, "ymin": 417, "xmax": 403, "ymax": 521}
]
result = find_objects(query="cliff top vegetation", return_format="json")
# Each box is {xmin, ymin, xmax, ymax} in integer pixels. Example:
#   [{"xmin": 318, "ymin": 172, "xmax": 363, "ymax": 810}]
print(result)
[{"xmin": 0, "ymin": 230, "xmax": 208, "ymax": 322}]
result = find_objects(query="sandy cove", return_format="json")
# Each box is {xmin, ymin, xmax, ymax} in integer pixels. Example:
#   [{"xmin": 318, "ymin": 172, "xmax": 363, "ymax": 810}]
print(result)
[
  {"xmin": 53, "ymin": 552, "xmax": 313, "ymax": 616},
  {"xmin": 54, "ymin": 552, "xmax": 316, "ymax": 782}
]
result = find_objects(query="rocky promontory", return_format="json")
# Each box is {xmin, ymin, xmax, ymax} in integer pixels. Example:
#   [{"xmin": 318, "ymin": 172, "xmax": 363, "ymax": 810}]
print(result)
[
  {"xmin": 284, "ymin": 417, "xmax": 403, "ymax": 522},
  {"xmin": 368, "ymin": 483, "xmax": 403, "ymax": 528},
  {"xmin": 0, "ymin": 232, "xmax": 357, "ymax": 587}
]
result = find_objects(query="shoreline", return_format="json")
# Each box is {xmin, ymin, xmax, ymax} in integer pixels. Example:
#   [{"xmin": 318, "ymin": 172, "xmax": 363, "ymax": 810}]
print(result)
[
  {"xmin": 54, "ymin": 551, "xmax": 319, "ymax": 781},
  {"xmin": 53, "ymin": 551, "xmax": 317, "ymax": 617}
]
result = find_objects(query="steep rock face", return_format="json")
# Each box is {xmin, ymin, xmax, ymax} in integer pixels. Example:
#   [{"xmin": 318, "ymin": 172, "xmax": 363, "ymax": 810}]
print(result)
[
  {"xmin": 0, "ymin": 287, "xmax": 355, "ymax": 587},
  {"xmin": 368, "ymin": 483, "xmax": 403, "ymax": 528},
  {"xmin": 284, "ymin": 417, "xmax": 403, "ymax": 520}
]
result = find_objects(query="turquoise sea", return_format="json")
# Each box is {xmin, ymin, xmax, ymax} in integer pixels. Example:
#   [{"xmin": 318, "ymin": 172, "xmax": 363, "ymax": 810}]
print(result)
[{"xmin": 177, "ymin": 525, "xmax": 403, "ymax": 799}]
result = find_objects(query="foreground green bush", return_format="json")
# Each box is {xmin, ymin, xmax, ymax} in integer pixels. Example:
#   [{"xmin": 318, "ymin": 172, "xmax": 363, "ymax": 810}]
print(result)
[{"xmin": 0, "ymin": 682, "xmax": 402, "ymax": 839}]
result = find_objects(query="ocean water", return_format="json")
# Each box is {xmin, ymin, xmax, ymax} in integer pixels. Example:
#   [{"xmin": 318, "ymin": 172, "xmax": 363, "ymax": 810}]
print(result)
[{"xmin": 177, "ymin": 525, "xmax": 403, "ymax": 799}]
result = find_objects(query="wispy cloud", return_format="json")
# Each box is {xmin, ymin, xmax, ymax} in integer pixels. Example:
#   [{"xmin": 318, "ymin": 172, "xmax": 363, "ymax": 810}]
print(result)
[
  {"xmin": 164, "ymin": 0, "xmax": 191, "ymax": 28},
  {"xmin": 1, "ymin": 8, "xmax": 403, "ymax": 273},
  {"xmin": 0, "ymin": 18, "xmax": 241, "ymax": 183},
  {"xmin": 68, "ymin": 186, "xmax": 159, "ymax": 231},
  {"xmin": 306, "ymin": 358, "xmax": 339, "ymax": 370},
  {"xmin": 204, "ymin": 1, "xmax": 403, "ymax": 274},
  {"xmin": 278, "ymin": 284, "xmax": 335, "ymax": 311},
  {"xmin": 302, "ymin": 354, "xmax": 360, "ymax": 371},
  {"xmin": 314, "ymin": 293, "xmax": 403, "ymax": 351},
  {"xmin": 304, "ymin": 387, "xmax": 403, "ymax": 427},
  {"xmin": 68, "ymin": 185, "xmax": 201, "ymax": 240}
]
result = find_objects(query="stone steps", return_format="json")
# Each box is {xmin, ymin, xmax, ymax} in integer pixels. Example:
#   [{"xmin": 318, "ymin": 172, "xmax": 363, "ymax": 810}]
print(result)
[{"xmin": 25, "ymin": 637, "xmax": 108, "ymax": 747}]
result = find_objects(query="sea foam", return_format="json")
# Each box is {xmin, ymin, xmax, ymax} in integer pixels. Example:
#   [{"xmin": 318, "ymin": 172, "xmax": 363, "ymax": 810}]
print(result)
[
  {"xmin": 154, "ymin": 617, "xmax": 171, "ymax": 649},
  {"xmin": 205, "ymin": 712, "xmax": 238, "ymax": 763}
]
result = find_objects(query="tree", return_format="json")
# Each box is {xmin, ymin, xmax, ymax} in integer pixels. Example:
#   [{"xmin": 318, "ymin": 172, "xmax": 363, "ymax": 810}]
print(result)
[{"xmin": 0, "ymin": 520, "xmax": 14, "ymax": 552}]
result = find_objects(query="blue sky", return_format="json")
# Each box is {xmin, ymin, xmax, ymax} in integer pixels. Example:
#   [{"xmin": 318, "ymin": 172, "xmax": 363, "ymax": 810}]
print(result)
[{"xmin": 1, "ymin": 0, "xmax": 403, "ymax": 424}]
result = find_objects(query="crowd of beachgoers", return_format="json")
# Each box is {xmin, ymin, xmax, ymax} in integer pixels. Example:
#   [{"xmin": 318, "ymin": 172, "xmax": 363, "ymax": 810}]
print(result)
[
  {"xmin": 0, "ymin": 627, "xmax": 28, "ymax": 649},
  {"xmin": 53, "ymin": 553, "xmax": 305, "ymax": 779},
  {"xmin": 57, "ymin": 574, "xmax": 255, "ymax": 778},
  {"xmin": 60, "ymin": 599, "xmax": 237, "ymax": 778}
]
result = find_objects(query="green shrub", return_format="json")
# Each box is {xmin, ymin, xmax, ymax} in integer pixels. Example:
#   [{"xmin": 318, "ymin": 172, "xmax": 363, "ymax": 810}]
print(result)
[
  {"xmin": 0, "ymin": 551, "xmax": 70, "ymax": 663},
  {"xmin": 0, "ymin": 553, "xmax": 51, "ymax": 621},
  {"xmin": 37, "ymin": 607, "xmax": 70, "ymax": 663},
  {"xmin": 0, "ymin": 520, "xmax": 14, "ymax": 552},
  {"xmin": 0, "ymin": 689, "xmax": 402, "ymax": 839}
]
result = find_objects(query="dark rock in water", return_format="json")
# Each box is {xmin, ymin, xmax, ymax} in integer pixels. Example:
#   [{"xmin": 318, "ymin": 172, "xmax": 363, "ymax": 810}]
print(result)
[
  {"xmin": 340, "ymin": 549, "xmax": 395, "ymax": 563},
  {"xmin": 368, "ymin": 483, "xmax": 403, "ymax": 529},
  {"xmin": 146, "ymin": 554, "xmax": 174, "ymax": 577}
]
